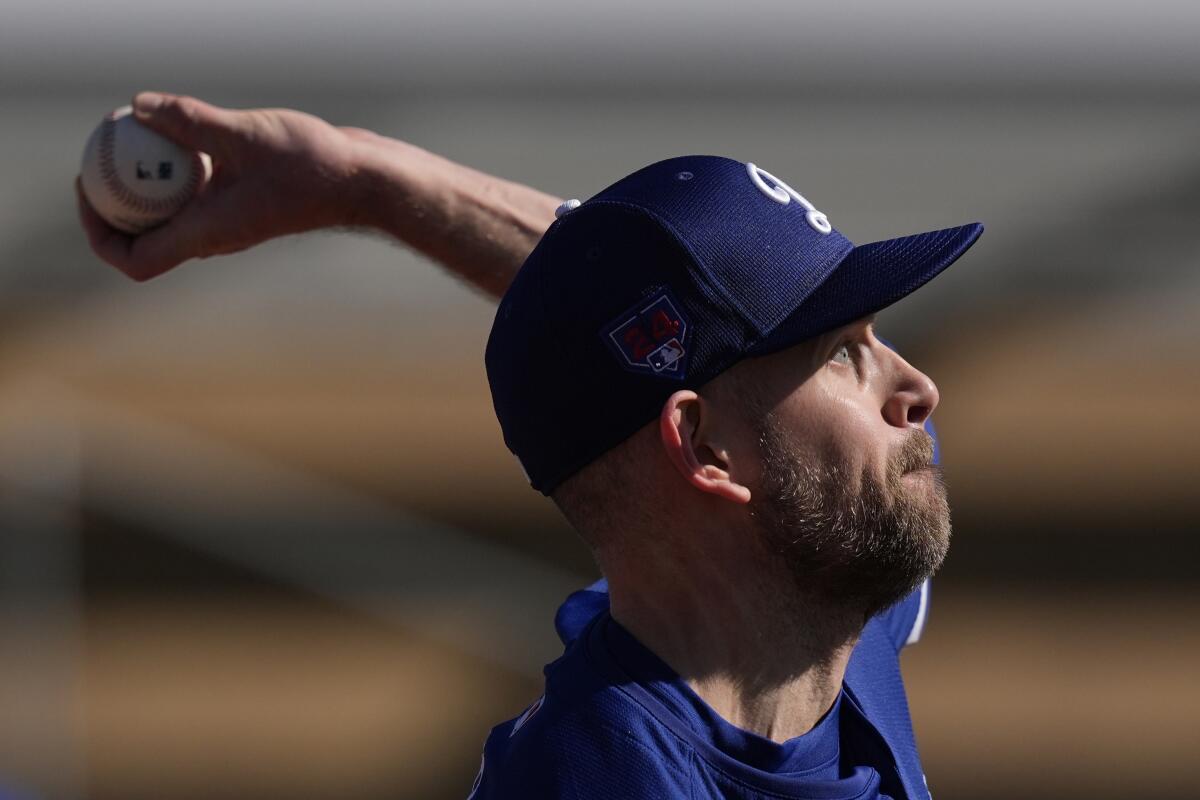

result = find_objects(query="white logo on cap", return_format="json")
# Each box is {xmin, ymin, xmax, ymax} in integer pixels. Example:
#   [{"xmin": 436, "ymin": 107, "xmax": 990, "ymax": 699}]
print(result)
[{"xmin": 746, "ymin": 163, "xmax": 832, "ymax": 234}]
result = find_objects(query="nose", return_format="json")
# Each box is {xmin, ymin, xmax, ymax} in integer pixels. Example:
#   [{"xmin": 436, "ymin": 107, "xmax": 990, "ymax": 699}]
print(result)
[{"xmin": 880, "ymin": 349, "xmax": 940, "ymax": 429}]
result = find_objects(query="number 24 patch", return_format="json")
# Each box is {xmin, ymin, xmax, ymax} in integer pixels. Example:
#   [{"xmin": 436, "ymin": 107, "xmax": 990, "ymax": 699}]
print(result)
[{"xmin": 601, "ymin": 288, "xmax": 690, "ymax": 380}]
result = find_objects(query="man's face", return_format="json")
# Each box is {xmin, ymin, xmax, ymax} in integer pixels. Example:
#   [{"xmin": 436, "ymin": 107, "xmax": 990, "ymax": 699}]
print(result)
[{"xmin": 730, "ymin": 316, "xmax": 951, "ymax": 618}]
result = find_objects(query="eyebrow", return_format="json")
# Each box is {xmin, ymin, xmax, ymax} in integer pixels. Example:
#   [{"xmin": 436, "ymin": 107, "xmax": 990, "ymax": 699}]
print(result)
[
  {"xmin": 821, "ymin": 314, "xmax": 877, "ymax": 350},
  {"xmin": 853, "ymin": 314, "xmax": 877, "ymax": 334}
]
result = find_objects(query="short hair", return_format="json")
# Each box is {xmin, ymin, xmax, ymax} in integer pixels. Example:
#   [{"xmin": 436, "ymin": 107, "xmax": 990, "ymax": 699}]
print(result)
[
  {"xmin": 550, "ymin": 424, "xmax": 654, "ymax": 551},
  {"xmin": 548, "ymin": 354, "xmax": 782, "ymax": 552}
]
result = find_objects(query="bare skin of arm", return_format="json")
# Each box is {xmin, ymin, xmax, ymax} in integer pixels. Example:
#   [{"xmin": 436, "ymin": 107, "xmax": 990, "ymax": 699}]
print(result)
[{"xmin": 76, "ymin": 92, "xmax": 562, "ymax": 299}]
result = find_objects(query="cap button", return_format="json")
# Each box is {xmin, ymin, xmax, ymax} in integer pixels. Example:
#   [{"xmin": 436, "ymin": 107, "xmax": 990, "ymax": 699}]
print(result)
[{"xmin": 555, "ymin": 199, "xmax": 581, "ymax": 219}]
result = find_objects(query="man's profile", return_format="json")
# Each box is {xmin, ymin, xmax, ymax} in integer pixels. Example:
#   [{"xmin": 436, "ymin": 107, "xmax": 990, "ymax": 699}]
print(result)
[{"xmin": 477, "ymin": 155, "xmax": 979, "ymax": 799}]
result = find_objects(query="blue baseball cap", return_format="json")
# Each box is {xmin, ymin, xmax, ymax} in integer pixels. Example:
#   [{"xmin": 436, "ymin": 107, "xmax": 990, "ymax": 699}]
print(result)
[{"xmin": 485, "ymin": 155, "xmax": 982, "ymax": 495}]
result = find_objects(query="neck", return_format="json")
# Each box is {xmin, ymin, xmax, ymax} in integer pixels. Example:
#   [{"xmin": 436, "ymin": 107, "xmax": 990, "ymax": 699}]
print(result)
[{"xmin": 603, "ymin": 535, "xmax": 863, "ymax": 743}]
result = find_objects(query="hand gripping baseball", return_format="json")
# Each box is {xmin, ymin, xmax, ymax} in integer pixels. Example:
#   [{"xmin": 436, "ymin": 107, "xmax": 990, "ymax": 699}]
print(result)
[{"xmin": 76, "ymin": 92, "xmax": 367, "ymax": 282}]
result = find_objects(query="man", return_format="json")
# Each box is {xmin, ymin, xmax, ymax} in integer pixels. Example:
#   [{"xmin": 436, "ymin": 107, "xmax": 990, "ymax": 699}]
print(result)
[{"xmin": 79, "ymin": 93, "xmax": 983, "ymax": 800}]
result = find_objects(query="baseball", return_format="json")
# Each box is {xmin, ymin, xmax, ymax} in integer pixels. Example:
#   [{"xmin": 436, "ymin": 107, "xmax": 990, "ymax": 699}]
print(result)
[{"xmin": 80, "ymin": 105, "xmax": 212, "ymax": 234}]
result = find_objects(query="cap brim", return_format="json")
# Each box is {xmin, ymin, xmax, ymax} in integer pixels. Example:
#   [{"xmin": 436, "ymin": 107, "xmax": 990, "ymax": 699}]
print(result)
[{"xmin": 750, "ymin": 222, "xmax": 984, "ymax": 356}]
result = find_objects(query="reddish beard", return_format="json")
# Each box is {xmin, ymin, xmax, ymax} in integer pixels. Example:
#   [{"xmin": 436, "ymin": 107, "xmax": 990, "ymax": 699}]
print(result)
[{"xmin": 750, "ymin": 423, "xmax": 951, "ymax": 619}]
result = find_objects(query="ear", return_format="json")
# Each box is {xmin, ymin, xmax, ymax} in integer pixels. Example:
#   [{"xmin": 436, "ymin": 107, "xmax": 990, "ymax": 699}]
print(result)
[{"xmin": 658, "ymin": 390, "xmax": 752, "ymax": 504}]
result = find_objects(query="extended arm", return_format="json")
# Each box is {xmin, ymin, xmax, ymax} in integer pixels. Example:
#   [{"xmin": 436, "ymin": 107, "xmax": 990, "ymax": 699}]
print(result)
[
  {"xmin": 76, "ymin": 92, "xmax": 562, "ymax": 299},
  {"xmin": 344, "ymin": 130, "xmax": 562, "ymax": 299}
]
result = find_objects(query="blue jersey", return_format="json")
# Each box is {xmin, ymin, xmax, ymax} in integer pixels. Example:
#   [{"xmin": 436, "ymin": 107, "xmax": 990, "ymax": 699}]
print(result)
[{"xmin": 468, "ymin": 578, "xmax": 933, "ymax": 800}]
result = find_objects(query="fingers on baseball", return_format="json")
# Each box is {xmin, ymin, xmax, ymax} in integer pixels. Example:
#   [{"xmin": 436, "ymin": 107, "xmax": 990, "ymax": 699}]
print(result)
[
  {"xmin": 76, "ymin": 177, "xmax": 186, "ymax": 281},
  {"xmin": 75, "ymin": 177, "xmax": 140, "ymax": 273},
  {"xmin": 130, "ymin": 190, "xmax": 253, "ymax": 281},
  {"xmin": 131, "ymin": 91, "xmax": 245, "ymax": 160},
  {"xmin": 78, "ymin": 163, "xmax": 245, "ymax": 282}
]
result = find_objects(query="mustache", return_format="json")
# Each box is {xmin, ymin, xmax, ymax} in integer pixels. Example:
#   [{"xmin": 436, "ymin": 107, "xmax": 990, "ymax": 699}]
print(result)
[{"xmin": 891, "ymin": 430, "xmax": 937, "ymax": 477}]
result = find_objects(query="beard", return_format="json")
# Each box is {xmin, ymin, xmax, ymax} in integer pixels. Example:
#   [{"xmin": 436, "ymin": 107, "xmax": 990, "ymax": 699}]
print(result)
[{"xmin": 750, "ymin": 419, "xmax": 952, "ymax": 620}]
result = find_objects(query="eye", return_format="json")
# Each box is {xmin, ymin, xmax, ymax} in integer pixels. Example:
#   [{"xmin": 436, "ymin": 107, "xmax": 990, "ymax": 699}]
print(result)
[{"xmin": 830, "ymin": 343, "xmax": 853, "ymax": 366}]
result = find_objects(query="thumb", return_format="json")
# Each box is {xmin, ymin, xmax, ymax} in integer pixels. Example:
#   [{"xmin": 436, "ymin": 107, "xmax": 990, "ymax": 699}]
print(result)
[
  {"xmin": 130, "ymin": 92, "xmax": 246, "ymax": 159},
  {"xmin": 120, "ymin": 184, "xmax": 268, "ymax": 281}
]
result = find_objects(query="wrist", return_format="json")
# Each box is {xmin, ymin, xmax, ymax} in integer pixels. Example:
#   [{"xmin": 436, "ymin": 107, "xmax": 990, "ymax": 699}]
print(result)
[
  {"xmin": 336, "ymin": 132, "xmax": 387, "ymax": 231},
  {"xmin": 337, "ymin": 131, "xmax": 430, "ymax": 233}
]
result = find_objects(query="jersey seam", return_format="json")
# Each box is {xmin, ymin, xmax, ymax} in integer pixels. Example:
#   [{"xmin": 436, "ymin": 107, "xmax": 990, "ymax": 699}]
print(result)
[{"xmin": 591, "ymin": 716, "xmax": 694, "ymax": 787}]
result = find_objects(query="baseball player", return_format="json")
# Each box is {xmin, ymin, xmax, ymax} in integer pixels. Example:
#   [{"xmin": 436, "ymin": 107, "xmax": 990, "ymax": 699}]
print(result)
[{"xmin": 78, "ymin": 93, "xmax": 983, "ymax": 800}]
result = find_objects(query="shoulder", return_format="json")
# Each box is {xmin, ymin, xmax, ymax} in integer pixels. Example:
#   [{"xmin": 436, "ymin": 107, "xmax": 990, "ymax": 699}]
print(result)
[
  {"xmin": 844, "ymin": 582, "xmax": 933, "ymax": 800},
  {"xmin": 470, "ymin": 618, "xmax": 693, "ymax": 800},
  {"xmin": 845, "ymin": 583, "xmax": 926, "ymax": 708},
  {"xmin": 872, "ymin": 579, "xmax": 931, "ymax": 653}
]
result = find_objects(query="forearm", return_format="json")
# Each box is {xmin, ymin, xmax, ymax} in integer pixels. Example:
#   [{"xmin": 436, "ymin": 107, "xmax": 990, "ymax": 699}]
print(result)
[{"xmin": 346, "ymin": 131, "xmax": 561, "ymax": 300}]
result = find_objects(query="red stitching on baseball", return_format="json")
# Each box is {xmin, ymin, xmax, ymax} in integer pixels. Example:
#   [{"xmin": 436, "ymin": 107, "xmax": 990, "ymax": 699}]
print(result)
[{"xmin": 98, "ymin": 111, "xmax": 203, "ymax": 219}]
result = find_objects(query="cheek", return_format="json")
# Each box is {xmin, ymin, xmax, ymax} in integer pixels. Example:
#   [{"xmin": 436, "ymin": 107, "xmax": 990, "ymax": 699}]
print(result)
[
  {"xmin": 774, "ymin": 383, "xmax": 884, "ymax": 479},
  {"xmin": 827, "ymin": 399, "xmax": 887, "ymax": 481}
]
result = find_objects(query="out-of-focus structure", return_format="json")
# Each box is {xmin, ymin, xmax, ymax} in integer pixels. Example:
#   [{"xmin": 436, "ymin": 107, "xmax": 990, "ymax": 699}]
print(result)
[{"xmin": 1, "ymin": 3, "xmax": 1198, "ymax": 798}]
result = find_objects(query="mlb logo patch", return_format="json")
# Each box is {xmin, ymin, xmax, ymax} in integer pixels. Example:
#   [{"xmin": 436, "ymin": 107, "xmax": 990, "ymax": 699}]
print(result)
[{"xmin": 602, "ymin": 288, "xmax": 690, "ymax": 380}]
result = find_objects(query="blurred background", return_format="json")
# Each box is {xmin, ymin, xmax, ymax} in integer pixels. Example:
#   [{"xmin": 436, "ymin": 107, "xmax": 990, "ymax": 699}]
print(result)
[{"xmin": 1, "ymin": 2, "xmax": 1198, "ymax": 798}]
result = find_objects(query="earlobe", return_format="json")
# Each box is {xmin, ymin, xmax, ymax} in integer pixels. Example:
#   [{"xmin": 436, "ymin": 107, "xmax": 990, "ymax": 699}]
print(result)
[{"xmin": 659, "ymin": 391, "xmax": 752, "ymax": 505}]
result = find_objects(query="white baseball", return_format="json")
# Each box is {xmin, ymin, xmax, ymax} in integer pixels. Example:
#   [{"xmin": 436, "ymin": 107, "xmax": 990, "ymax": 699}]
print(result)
[{"xmin": 80, "ymin": 105, "xmax": 212, "ymax": 234}]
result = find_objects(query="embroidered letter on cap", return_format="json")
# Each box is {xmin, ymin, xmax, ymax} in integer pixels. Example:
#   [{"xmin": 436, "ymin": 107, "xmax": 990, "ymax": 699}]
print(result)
[
  {"xmin": 746, "ymin": 162, "xmax": 832, "ymax": 234},
  {"xmin": 601, "ymin": 288, "xmax": 690, "ymax": 380}
]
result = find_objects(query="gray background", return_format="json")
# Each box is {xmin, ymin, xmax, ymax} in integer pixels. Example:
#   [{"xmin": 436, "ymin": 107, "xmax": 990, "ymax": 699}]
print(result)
[{"xmin": 1, "ymin": 2, "xmax": 1198, "ymax": 798}]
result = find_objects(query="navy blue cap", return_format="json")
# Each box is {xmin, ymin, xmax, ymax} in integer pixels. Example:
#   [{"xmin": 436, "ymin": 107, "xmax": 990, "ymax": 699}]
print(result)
[{"xmin": 485, "ymin": 156, "xmax": 982, "ymax": 494}]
